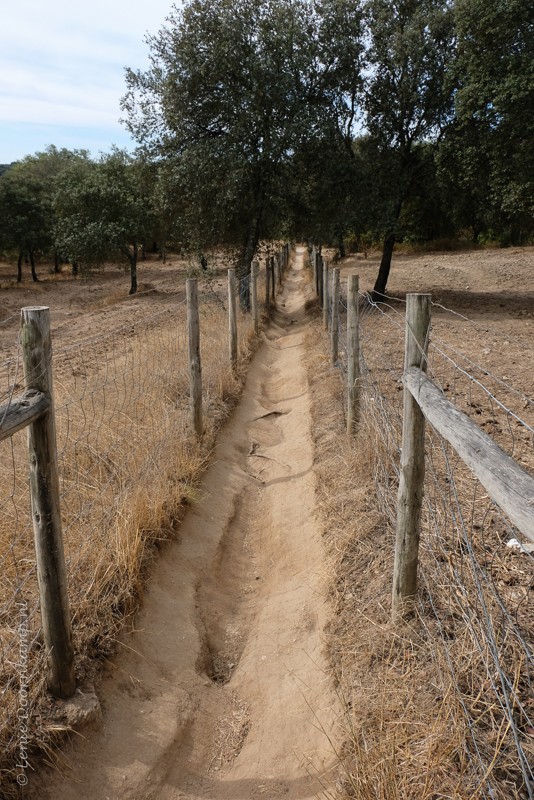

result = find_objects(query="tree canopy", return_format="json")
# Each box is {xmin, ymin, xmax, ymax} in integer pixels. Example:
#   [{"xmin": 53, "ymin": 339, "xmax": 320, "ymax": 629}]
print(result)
[
  {"xmin": 1, "ymin": 0, "xmax": 532, "ymax": 295},
  {"xmin": 54, "ymin": 149, "xmax": 150, "ymax": 294}
]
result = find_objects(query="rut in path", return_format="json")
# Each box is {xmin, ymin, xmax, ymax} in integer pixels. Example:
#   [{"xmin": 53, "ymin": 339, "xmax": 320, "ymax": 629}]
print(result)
[{"xmin": 28, "ymin": 247, "xmax": 339, "ymax": 800}]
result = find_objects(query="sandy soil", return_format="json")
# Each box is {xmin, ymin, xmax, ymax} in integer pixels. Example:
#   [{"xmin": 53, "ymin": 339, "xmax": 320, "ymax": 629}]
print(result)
[{"xmin": 24, "ymin": 250, "xmax": 338, "ymax": 800}]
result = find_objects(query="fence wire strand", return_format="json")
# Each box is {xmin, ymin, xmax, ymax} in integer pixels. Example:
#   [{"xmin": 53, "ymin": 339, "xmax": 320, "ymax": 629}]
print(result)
[
  {"xmin": 0, "ymin": 262, "xmax": 266, "ymax": 787},
  {"xmin": 331, "ymin": 277, "xmax": 534, "ymax": 798}
]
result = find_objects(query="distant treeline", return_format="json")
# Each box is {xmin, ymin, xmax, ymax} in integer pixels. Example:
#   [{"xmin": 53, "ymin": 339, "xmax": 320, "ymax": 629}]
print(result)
[{"xmin": 1, "ymin": 0, "xmax": 533, "ymax": 296}]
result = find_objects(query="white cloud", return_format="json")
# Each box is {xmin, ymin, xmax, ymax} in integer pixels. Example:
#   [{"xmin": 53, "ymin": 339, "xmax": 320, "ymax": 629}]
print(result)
[{"xmin": 0, "ymin": 0, "xmax": 180, "ymax": 159}]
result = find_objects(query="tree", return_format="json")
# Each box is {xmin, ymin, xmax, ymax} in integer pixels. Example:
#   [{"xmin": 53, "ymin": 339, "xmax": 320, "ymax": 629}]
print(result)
[
  {"xmin": 122, "ymin": 0, "xmax": 360, "ymax": 302},
  {"xmin": 0, "ymin": 160, "xmax": 54, "ymax": 281},
  {"xmin": 362, "ymin": 0, "xmax": 455, "ymax": 296},
  {"xmin": 0, "ymin": 163, "xmax": 15, "ymax": 177},
  {"xmin": 283, "ymin": 0, "xmax": 365, "ymax": 252},
  {"xmin": 446, "ymin": 0, "xmax": 534, "ymax": 244},
  {"xmin": 54, "ymin": 150, "xmax": 150, "ymax": 294}
]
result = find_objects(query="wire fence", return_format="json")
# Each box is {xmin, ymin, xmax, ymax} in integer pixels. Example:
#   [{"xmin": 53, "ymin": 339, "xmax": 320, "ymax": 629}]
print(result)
[
  {"xmin": 0, "ymin": 254, "xmax": 285, "ymax": 789},
  {"xmin": 330, "ymin": 265, "xmax": 534, "ymax": 798}
]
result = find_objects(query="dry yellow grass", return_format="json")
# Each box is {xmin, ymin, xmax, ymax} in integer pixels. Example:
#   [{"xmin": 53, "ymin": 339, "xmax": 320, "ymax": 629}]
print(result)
[
  {"xmin": 304, "ymin": 298, "xmax": 534, "ymax": 800},
  {"xmin": 0, "ymin": 283, "xmax": 258, "ymax": 796}
]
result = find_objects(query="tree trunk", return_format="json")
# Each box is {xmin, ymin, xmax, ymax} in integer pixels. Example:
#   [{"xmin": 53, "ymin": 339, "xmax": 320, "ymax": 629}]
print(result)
[
  {"xmin": 372, "ymin": 232, "xmax": 396, "ymax": 299},
  {"xmin": 72, "ymin": 262, "xmax": 79, "ymax": 276},
  {"xmin": 17, "ymin": 251, "xmax": 23, "ymax": 282},
  {"xmin": 238, "ymin": 208, "xmax": 263, "ymax": 311},
  {"xmin": 128, "ymin": 244, "xmax": 138, "ymax": 295},
  {"xmin": 30, "ymin": 251, "xmax": 39, "ymax": 282},
  {"xmin": 337, "ymin": 232, "xmax": 346, "ymax": 259},
  {"xmin": 372, "ymin": 200, "xmax": 403, "ymax": 299},
  {"xmin": 54, "ymin": 252, "xmax": 60, "ymax": 273}
]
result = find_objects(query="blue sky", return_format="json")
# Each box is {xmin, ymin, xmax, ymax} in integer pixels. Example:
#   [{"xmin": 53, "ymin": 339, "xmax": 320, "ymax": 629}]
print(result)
[{"xmin": 0, "ymin": 0, "xmax": 179, "ymax": 164}]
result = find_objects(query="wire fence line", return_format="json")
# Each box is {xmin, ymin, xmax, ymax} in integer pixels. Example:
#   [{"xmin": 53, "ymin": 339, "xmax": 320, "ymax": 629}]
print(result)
[
  {"xmin": 317, "ymin": 252, "xmax": 533, "ymax": 798},
  {"xmin": 0, "ymin": 247, "xmax": 289, "ymax": 791}
]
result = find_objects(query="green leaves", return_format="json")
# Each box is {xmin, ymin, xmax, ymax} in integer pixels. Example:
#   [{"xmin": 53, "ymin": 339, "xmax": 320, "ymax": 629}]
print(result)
[
  {"xmin": 451, "ymin": 0, "xmax": 534, "ymax": 232},
  {"xmin": 53, "ymin": 150, "xmax": 150, "ymax": 291},
  {"xmin": 121, "ymin": 0, "xmax": 365, "ymax": 267}
]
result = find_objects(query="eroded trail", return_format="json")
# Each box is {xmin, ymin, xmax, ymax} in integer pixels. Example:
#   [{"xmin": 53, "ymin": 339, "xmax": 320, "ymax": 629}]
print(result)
[{"xmin": 30, "ymin": 248, "xmax": 337, "ymax": 800}]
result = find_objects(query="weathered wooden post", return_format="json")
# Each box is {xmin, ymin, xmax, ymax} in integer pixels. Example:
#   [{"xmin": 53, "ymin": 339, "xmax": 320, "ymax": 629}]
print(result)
[
  {"xmin": 270, "ymin": 257, "xmax": 276, "ymax": 301},
  {"xmin": 228, "ymin": 269, "xmax": 238, "ymax": 370},
  {"xmin": 318, "ymin": 253, "xmax": 323, "ymax": 306},
  {"xmin": 311, "ymin": 245, "xmax": 317, "ymax": 289},
  {"xmin": 331, "ymin": 268, "xmax": 340, "ymax": 365},
  {"xmin": 186, "ymin": 280, "xmax": 203, "ymax": 437},
  {"xmin": 265, "ymin": 256, "xmax": 271, "ymax": 314},
  {"xmin": 347, "ymin": 274, "xmax": 360, "ymax": 434},
  {"xmin": 392, "ymin": 293, "xmax": 431, "ymax": 621},
  {"xmin": 322, "ymin": 259, "xmax": 329, "ymax": 330},
  {"xmin": 20, "ymin": 306, "xmax": 76, "ymax": 699},
  {"xmin": 251, "ymin": 260, "xmax": 259, "ymax": 334}
]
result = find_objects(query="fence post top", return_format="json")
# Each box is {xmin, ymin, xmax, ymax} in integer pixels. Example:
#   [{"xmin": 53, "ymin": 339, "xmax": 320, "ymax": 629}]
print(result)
[
  {"xmin": 21, "ymin": 306, "xmax": 50, "ymax": 314},
  {"xmin": 406, "ymin": 293, "xmax": 432, "ymax": 302}
]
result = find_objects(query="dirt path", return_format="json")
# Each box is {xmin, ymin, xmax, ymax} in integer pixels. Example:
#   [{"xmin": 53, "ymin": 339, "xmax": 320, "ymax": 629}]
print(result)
[{"xmin": 28, "ymin": 248, "xmax": 338, "ymax": 800}]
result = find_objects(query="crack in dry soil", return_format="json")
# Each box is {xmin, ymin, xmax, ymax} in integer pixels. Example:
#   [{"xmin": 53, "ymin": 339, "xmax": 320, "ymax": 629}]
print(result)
[{"xmin": 27, "ymin": 248, "xmax": 338, "ymax": 800}]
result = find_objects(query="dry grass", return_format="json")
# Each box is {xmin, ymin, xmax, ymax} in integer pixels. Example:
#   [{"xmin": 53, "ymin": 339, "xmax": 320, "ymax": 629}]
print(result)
[
  {"xmin": 304, "ymin": 305, "xmax": 534, "ymax": 799},
  {"xmin": 0, "ymin": 283, "xmax": 258, "ymax": 796}
]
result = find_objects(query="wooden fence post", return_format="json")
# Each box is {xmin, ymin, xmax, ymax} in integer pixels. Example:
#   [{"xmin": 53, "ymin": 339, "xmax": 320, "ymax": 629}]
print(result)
[
  {"xmin": 392, "ymin": 293, "xmax": 431, "ymax": 621},
  {"xmin": 251, "ymin": 260, "xmax": 259, "ymax": 334},
  {"xmin": 311, "ymin": 246, "xmax": 317, "ymax": 289},
  {"xmin": 265, "ymin": 256, "xmax": 271, "ymax": 314},
  {"xmin": 331, "ymin": 268, "xmax": 340, "ymax": 365},
  {"xmin": 347, "ymin": 274, "xmax": 360, "ymax": 434},
  {"xmin": 228, "ymin": 269, "xmax": 238, "ymax": 370},
  {"xmin": 186, "ymin": 280, "xmax": 203, "ymax": 437},
  {"xmin": 20, "ymin": 306, "xmax": 75, "ymax": 699},
  {"xmin": 323, "ymin": 259, "xmax": 329, "ymax": 330},
  {"xmin": 270, "ymin": 257, "xmax": 276, "ymax": 301}
]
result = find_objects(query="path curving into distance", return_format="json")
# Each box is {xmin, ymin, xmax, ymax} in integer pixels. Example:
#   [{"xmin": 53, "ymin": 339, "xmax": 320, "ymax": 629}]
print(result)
[{"xmin": 29, "ymin": 247, "xmax": 339, "ymax": 800}]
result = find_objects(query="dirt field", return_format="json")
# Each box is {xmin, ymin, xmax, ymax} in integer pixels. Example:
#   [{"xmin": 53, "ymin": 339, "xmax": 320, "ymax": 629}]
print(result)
[
  {"xmin": 341, "ymin": 245, "xmax": 534, "ymax": 409},
  {"xmin": 3, "ymin": 245, "xmax": 533, "ymax": 398},
  {"xmin": 1, "ymin": 245, "xmax": 533, "ymax": 798}
]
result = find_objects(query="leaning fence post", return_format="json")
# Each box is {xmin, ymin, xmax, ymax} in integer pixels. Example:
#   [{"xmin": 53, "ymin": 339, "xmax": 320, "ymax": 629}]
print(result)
[
  {"xmin": 251, "ymin": 260, "xmax": 259, "ymax": 334},
  {"xmin": 322, "ymin": 259, "xmax": 329, "ymax": 330},
  {"xmin": 331, "ymin": 268, "xmax": 340, "ymax": 365},
  {"xmin": 20, "ymin": 306, "xmax": 75, "ymax": 699},
  {"xmin": 392, "ymin": 293, "xmax": 431, "ymax": 621},
  {"xmin": 228, "ymin": 269, "xmax": 238, "ymax": 370},
  {"xmin": 186, "ymin": 280, "xmax": 203, "ymax": 437},
  {"xmin": 347, "ymin": 274, "xmax": 360, "ymax": 434}
]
